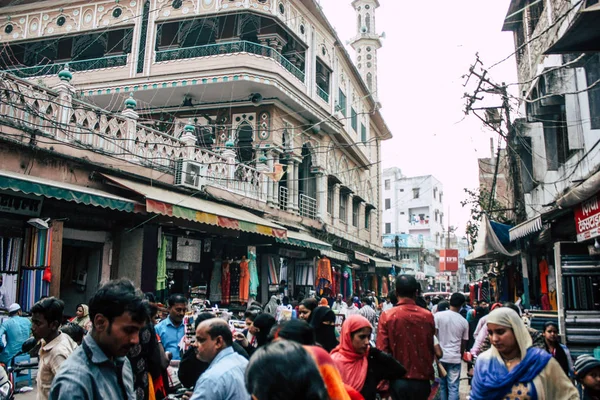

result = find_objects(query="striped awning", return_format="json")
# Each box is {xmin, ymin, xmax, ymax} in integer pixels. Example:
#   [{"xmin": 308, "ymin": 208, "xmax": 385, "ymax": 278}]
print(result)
[
  {"xmin": 276, "ymin": 230, "xmax": 331, "ymax": 251},
  {"xmin": 102, "ymin": 174, "xmax": 287, "ymax": 238},
  {"xmin": 370, "ymin": 256, "xmax": 393, "ymax": 268},
  {"xmin": 509, "ymin": 215, "xmax": 543, "ymax": 242},
  {"xmin": 320, "ymin": 249, "xmax": 350, "ymax": 262}
]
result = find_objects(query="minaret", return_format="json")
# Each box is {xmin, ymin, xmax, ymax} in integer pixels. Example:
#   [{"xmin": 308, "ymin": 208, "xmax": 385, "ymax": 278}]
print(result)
[{"xmin": 350, "ymin": 0, "xmax": 382, "ymax": 102}]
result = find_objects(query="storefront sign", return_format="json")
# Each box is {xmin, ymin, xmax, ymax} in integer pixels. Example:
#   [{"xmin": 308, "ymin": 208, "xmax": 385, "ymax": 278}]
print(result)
[
  {"xmin": 575, "ymin": 193, "xmax": 600, "ymax": 242},
  {"xmin": 0, "ymin": 190, "xmax": 42, "ymax": 216},
  {"xmin": 354, "ymin": 251, "xmax": 370, "ymax": 263},
  {"xmin": 439, "ymin": 249, "xmax": 459, "ymax": 272},
  {"xmin": 279, "ymin": 248, "xmax": 306, "ymax": 259}
]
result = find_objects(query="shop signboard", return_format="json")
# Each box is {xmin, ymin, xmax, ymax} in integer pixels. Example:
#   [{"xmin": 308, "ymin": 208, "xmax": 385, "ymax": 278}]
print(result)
[
  {"xmin": 439, "ymin": 249, "xmax": 459, "ymax": 271},
  {"xmin": 0, "ymin": 189, "xmax": 42, "ymax": 216},
  {"xmin": 575, "ymin": 193, "xmax": 600, "ymax": 242},
  {"xmin": 354, "ymin": 251, "xmax": 370, "ymax": 263}
]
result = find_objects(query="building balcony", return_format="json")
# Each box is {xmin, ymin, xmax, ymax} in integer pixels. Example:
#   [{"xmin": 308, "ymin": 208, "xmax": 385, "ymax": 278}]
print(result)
[
  {"xmin": 299, "ymin": 194, "xmax": 317, "ymax": 219},
  {"xmin": 316, "ymin": 85, "xmax": 330, "ymax": 103},
  {"xmin": 155, "ymin": 41, "xmax": 305, "ymax": 83}
]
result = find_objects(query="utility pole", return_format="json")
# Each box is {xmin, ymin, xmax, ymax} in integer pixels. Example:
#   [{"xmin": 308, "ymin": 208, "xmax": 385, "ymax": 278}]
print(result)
[{"xmin": 463, "ymin": 54, "xmax": 527, "ymax": 223}]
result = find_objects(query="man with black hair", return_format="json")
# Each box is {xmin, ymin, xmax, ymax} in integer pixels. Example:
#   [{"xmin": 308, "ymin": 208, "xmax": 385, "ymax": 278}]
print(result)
[
  {"xmin": 0, "ymin": 303, "xmax": 31, "ymax": 365},
  {"xmin": 376, "ymin": 275, "xmax": 435, "ymax": 400},
  {"xmin": 184, "ymin": 318, "xmax": 249, "ymax": 400},
  {"xmin": 31, "ymin": 297, "xmax": 77, "ymax": 400},
  {"xmin": 156, "ymin": 293, "xmax": 187, "ymax": 361},
  {"xmin": 50, "ymin": 279, "xmax": 149, "ymax": 400},
  {"xmin": 434, "ymin": 292, "xmax": 468, "ymax": 400},
  {"xmin": 359, "ymin": 296, "xmax": 377, "ymax": 326},
  {"xmin": 178, "ymin": 312, "xmax": 248, "ymax": 388}
]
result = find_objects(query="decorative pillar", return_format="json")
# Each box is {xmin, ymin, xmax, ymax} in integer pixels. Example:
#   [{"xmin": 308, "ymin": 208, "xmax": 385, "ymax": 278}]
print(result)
[
  {"xmin": 292, "ymin": 159, "xmax": 300, "ymax": 213},
  {"xmin": 121, "ymin": 93, "xmax": 139, "ymax": 160},
  {"xmin": 286, "ymin": 161, "xmax": 295, "ymax": 212},
  {"xmin": 49, "ymin": 221, "xmax": 64, "ymax": 298},
  {"xmin": 359, "ymin": 201, "xmax": 366, "ymax": 233},
  {"xmin": 316, "ymin": 172, "xmax": 327, "ymax": 220},
  {"xmin": 257, "ymin": 151, "xmax": 269, "ymax": 203},
  {"xmin": 347, "ymin": 193, "xmax": 354, "ymax": 229},
  {"xmin": 272, "ymin": 152, "xmax": 280, "ymax": 204},
  {"xmin": 332, "ymin": 183, "xmax": 341, "ymax": 221},
  {"xmin": 180, "ymin": 120, "xmax": 198, "ymax": 158},
  {"xmin": 53, "ymin": 66, "xmax": 75, "ymax": 138},
  {"xmin": 222, "ymin": 137, "xmax": 238, "ymax": 182},
  {"xmin": 266, "ymin": 151, "xmax": 275, "ymax": 207}
]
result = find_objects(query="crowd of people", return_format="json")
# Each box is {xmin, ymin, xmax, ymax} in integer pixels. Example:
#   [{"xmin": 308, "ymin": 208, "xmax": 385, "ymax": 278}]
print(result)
[{"xmin": 0, "ymin": 276, "xmax": 597, "ymax": 400}]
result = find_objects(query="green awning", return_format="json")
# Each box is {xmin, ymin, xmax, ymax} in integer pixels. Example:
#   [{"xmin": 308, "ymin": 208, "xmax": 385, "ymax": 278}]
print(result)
[
  {"xmin": 276, "ymin": 230, "xmax": 332, "ymax": 251},
  {"xmin": 0, "ymin": 170, "xmax": 136, "ymax": 212}
]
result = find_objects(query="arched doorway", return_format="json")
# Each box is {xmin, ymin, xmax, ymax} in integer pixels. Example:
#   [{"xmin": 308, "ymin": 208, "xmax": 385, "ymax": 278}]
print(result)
[
  {"xmin": 236, "ymin": 122, "xmax": 254, "ymax": 163},
  {"xmin": 299, "ymin": 144, "xmax": 317, "ymax": 217}
]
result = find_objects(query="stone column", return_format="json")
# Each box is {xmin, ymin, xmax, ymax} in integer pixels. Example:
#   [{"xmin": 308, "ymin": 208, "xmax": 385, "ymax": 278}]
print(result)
[
  {"xmin": 347, "ymin": 193, "xmax": 354, "ymax": 229},
  {"xmin": 292, "ymin": 159, "xmax": 300, "ymax": 213},
  {"xmin": 266, "ymin": 152, "xmax": 275, "ymax": 207},
  {"xmin": 332, "ymin": 183, "xmax": 340, "ymax": 221},
  {"xmin": 286, "ymin": 160, "xmax": 295, "ymax": 212},
  {"xmin": 256, "ymin": 152, "xmax": 269, "ymax": 203},
  {"xmin": 316, "ymin": 172, "xmax": 327, "ymax": 220},
  {"xmin": 272, "ymin": 152, "xmax": 280, "ymax": 204},
  {"xmin": 121, "ymin": 93, "xmax": 139, "ymax": 160},
  {"xmin": 359, "ymin": 201, "xmax": 366, "ymax": 234},
  {"xmin": 180, "ymin": 121, "xmax": 198, "ymax": 158},
  {"xmin": 53, "ymin": 66, "xmax": 75, "ymax": 138}
]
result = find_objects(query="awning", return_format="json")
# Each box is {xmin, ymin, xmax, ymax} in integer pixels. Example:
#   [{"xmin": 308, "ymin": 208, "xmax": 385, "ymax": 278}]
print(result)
[
  {"xmin": 509, "ymin": 215, "xmax": 543, "ymax": 242},
  {"xmin": 370, "ymin": 256, "xmax": 393, "ymax": 268},
  {"xmin": 545, "ymin": 3, "xmax": 600, "ymax": 54},
  {"xmin": 276, "ymin": 230, "xmax": 331, "ymax": 251},
  {"xmin": 354, "ymin": 251, "xmax": 370, "ymax": 263},
  {"xmin": 320, "ymin": 249, "xmax": 350, "ymax": 262},
  {"xmin": 466, "ymin": 214, "xmax": 519, "ymax": 263},
  {"xmin": 556, "ymin": 169, "xmax": 600, "ymax": 209},
  {"xmin": 102, "ymin": 174, "xmax": 287, "ymax": 238},
  {"xmin": 0, "ymin": 170, "xmax": 136, "ymax": 212}
]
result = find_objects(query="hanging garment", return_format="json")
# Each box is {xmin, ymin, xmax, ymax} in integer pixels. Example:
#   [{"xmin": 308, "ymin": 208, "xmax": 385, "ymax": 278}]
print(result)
[
  {"xmin": 315, "ymin": 257, "xmax": 333, "ymax": 295},
  {"xmin": 221, "ymin": 260, "xmax": 231, "ymax": 304},
  {"xmin": 469, "ymin": 284, "xmax": 476, "ymax": 303},
  {"xmin": 548, "ymin": 290, "xmax": 557, "ymax": 310},
  {"xmin": 209, "ymin": 259, "xmax": 222, "ymax": 302},
  {"xmin": 280, "ymin": 258, "xmax": 288, "ymax": 284},
  {"xmin": 295, "ymin": 260, "xmax": 315, "ymax": 286},
  {"xmin": 156, "ymin": 235, "xmax": 167, "ymax": 292},
  {"xmin": 248, "ymin": 251, "xmax": 259, "ymax": 297},
  {"xmin": 341, "ymin": 266, "xmax": 353, "ymax": 299},
  {"xmin": 539, "ymin": 259, "xmax": 549, "ymax": 294},
  {"xmin": 381, "ymin": 276, "xmax": 389, "ymax": 297},
  {"xmin": 230, "ymin": 262, "xmax": 241, "ymax": 303},
  {"xmin": 541, "ymin": 293, "xmax": 551, "ymax": 310},
  {"xmin": 267, "ymin": 255, "xmax": 279, "ymax": 285},
  {"xmin": 481, "ymin": 280, "xmax": 490, "ymax": 302},
  {"xmin": 239, "ymin": 258, "xmax": 250, "ymax": 303}
]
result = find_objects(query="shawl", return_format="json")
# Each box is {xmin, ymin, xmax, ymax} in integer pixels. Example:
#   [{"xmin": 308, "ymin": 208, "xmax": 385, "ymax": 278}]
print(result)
[
  {"xmin": 330, "ymin": 315, "xmax": 371, "ymax": 392},
  {"xmin": 305, "ymin": 346, "xmax": 353, "ymax": 400},
  {"xmin": 71, "ymin": 304, "xmax": 91, "ymax": 330},
  {"xmin": 470, "ymin": 308, "xmax": 552, "ymax": 400},
  {"xmin": 311, "ymin": 306, "xmax": 338, "ymax": 353}
]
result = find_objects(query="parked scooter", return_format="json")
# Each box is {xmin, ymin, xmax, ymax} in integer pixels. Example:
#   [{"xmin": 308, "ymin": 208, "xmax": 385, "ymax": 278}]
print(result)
[{"xmin": 0, "ymin": 338, "xmax": 38, "ymax": 400}]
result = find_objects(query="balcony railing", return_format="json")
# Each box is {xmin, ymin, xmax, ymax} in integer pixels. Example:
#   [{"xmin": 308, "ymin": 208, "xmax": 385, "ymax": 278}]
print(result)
[
  {"xmin": 316, "ymin": 85, "xmax": 329, "ymax": 103},
  {"xmin": 279, "ymin": 186, "xmax": 289, "ymax": 210},
  {"xmin": 3, "ymin": 55, "xmax": 128, "ymax": 79},
  {"xmin": 299, "ymin": 194, "xmax": 317, "ymax": 219},
  {"xmin": 155, "ymin": 40, "xmax": 305, "ymax": 83}
]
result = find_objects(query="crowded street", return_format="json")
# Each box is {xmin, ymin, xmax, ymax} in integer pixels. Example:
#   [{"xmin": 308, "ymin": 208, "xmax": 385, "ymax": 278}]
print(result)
[{"xmin": 1, "ymin": 0, "xmax": 600, "ymax": 399}]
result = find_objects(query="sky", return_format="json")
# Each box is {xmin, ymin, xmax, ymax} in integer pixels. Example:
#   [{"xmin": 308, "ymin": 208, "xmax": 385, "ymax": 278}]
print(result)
[{"xmin": 320, "ymin": 0, "xmax": 519, "ymax": 235}]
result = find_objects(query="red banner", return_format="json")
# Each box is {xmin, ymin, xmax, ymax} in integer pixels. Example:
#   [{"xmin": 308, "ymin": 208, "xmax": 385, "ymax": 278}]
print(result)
[
  {"xmin": 439, "ymin": 249, "xmax": 459, "ymax": 272},
  {"xmin": 575, "ymin": 193, "xmax": 600, "ymax": 242}
]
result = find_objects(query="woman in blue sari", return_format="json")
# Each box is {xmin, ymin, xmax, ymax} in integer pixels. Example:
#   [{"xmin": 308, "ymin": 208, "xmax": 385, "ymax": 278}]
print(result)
[{"xmin": 470, "ymin": 308, "xmax": 578, "ymax": 400}]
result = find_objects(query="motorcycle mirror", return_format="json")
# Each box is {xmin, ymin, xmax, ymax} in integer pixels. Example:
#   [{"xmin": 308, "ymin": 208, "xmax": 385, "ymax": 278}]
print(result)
[{"xmin": 21, "ymin": 337, "xmax": 37, "ymax": 353}]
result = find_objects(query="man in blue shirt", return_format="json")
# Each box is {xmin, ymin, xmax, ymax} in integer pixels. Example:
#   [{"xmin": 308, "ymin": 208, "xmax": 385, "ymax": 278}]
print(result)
[
  {"xmin": 155, "ymin": 294, "xmax": 187, "ymax": 360},
  {"xmin": 188, "ymin": 318, "xmax": 249, "ymax": 400},
  {"xmin": 49, "ymin": 279, "xmax": 149, "ymax": 400},
  {"xmin": 0, "ymin": 303, "xmax": 32, "ymax": 364}
]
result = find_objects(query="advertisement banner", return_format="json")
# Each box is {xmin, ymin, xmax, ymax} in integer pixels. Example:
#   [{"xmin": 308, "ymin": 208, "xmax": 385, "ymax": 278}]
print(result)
[
  {"xmin": 575, "ymin": 193, "xmax": 600, "ymax": 242},
  {"xmin": 439, "ymin": 249, "xmax": 459, "ymax": 272},
  {"xmin": 0, "ymin": 189, "xmax": 42, "ymax": 216}
]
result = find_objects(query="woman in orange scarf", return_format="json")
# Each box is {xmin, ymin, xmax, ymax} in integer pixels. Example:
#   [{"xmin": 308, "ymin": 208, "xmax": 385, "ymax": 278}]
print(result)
[{"xmin": 331, "ymin": 315, "xmax": 406, "ymax": 400}]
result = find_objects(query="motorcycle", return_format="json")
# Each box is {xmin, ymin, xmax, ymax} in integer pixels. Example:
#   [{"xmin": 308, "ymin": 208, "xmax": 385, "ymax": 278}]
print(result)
[{"xmin": 0, "ymin": 338, "xmax": 38, "ymax": 400}]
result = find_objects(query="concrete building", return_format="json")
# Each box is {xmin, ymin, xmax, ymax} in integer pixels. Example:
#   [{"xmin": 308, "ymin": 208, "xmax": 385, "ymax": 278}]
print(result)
[
  {"xmin": 0, "ymin": 0, "xmax": 392, "ymax": 311},
  {"xmin": 478, "ymin": 141, "xmax": 513, "ymax": 219}
]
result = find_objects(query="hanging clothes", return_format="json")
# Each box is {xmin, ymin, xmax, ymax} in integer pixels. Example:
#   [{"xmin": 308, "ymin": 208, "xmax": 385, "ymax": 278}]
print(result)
[
  {"xmin": 209, "ymin": 259, "xmax": 222, "ymax": 303},
  {"xmin": 19, "ymin": 269, "xmax": 49, "ymax": 312},
  {"xmin": 230, "ymin": 261, "xmax": 241, "ymax": 303},
  {"xmin": 248, "ymin": 250, "xmax": 259, "ymax": 297},
  {"xmin": 548, "ymin": 290, "xmax": 557, "ymax": 310},
  {"xmin": 221, "ymin": 260, "xmax": 231, "ymax": 304},
  {"xmin": 239, "ymin": 257, "xmax": 250, "ymax": 304},
  {"xmin": 341, "ymin": 265, "xmax": 353, "ymax": 299},
  {"xmin": 295, "ymin": 259, "xmax": 315, "ymax": 286},
  {"xmin": 315, "ymin": 257, "xmax": 332, "ymax": 295},
  {"xmin": 156, "ymin": 235, "xmax": 167, "ymax": 293},
  {"xmin": 267, "ymin": 255, "xmax": 279, "ymax": 285},
  {"xmin": 469, "ymin": 284, "xmax": 476, "ymax": 303},
  {"xmin": 539, "ymin": 259, "xmax": 549, "ymax": 294},
  {"xmin": 481, "ymin": 280, "xmax": 490, "ymax": 302},
  {"xmin": 381, "ymin": 276, "xmax": 389, "ymax": 297}
]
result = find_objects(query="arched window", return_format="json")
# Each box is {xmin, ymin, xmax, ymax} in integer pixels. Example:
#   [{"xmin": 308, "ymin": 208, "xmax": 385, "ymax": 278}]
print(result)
[
  {"xmin": 365, "ymin": 13, "xmax": 371, "ymax": 33},
  {"xmin": 236, "ymin": 122, "xmax": 254, "ymax": 163}
]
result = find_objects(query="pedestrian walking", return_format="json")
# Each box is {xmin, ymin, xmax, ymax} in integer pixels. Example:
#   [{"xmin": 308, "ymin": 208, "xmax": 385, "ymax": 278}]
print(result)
[
  {"xmin": 69, "ymin": 304, "xmax": 92, "ymax": 333},
  {"xmin": 332, "ymin": 294, "xmax": 347, "ymax": 314},
  {"xmin": 299, "ymin": 298, "xmax": 318, "ymax": 323},
  {"xmin": 245, "ymin": 340, "xmax": 328, "ymax": 400},
  {"xmin": 184, "ymin": 319, "xmax": 249, "ymax": 400},
  {"xmin": 382, "ymin": 295, "xmax": 394, "ymax": 312},
  {"xmin": 344, "ymin": 298, "xmax": 360, "ymax": 317},
  {"xmin": 435, "ymin": 293, "xmax": 469, "ymax": 400},
  {"xmin": 310, "ymin": 306, "xmax": 338, "ymax": 353},
  {"xmin": 263, "ymin": 295, "xmax": 279, "ymax": 317},
  {"xmin": 376, "ymin": 275, "xmax": 435, "ymax": 400},
  {"xmin": 0, "ymin": 276, "xmax": 9, "ymax": 310},
  {"xmin": 49, "ymin": 279, "xmax": 149, "ymax": 400},
  {"xmin": 234, "ymin": 313, "xmax": 276, "ymax": 356},
  {"xmin": 542, "ymin": 321, "xmax": 574, "ymax": 378},
  {"xmin": 304, "ymin": 345, "xmax": 357, "ymax": 400},
  {"xmin": 0, "ymin": 303, "xmax": 32, "ymax": 365},
  {"xmin": 332, "ymin": 314, "xmax": 406, "ymax": 400},
  {"xmin": 358, "ymin": 297, "xmax": 377, "ymax": 327},
  {"xmin": 470, "ymin": 308, "xmax": 578, "ymax": 400},
  {"xmin": 60, "ymin": 322, "xmax": 86, "ymax": 346},
  {"xmin": 270, "ymin": 319, "xmax": 316, "ymax": 345},
  {"xmin": 31, "ymin": 297, "xmax": 77, "ymax": 400},
  {"xmin": 155, "ymin": 294, "xmax": 187, "ymax": 361},
  {"xmin": 574, "ymin": 355, "xmax": 600, "ymax": 400}
]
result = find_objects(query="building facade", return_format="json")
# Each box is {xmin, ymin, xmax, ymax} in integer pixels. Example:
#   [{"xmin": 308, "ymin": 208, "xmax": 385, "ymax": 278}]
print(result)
[{"xmin": 0, "ymin": 0, "xmax": 392, "ymax": 312}]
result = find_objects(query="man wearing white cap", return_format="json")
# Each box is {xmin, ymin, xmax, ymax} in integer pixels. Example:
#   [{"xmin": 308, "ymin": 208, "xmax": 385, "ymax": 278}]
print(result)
[{"xmin": 0, "ymin": 303, "xmax": 32, "ymax": 364}]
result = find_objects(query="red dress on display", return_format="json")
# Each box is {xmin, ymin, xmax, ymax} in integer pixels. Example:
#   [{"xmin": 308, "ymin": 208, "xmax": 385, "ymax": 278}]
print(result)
[
  {"xmin": 239, "ymin": 257, "xmax": 250, "ymax": 304},
  {"xmin": 221, "ymin": 260, "xmax": 231, "ymax": 304}
]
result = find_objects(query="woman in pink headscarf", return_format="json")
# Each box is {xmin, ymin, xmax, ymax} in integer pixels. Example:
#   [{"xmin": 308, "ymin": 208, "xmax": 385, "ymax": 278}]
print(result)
[{"xmin": 331, "ymin": 315, "xmax": 406, "ymax": 400}]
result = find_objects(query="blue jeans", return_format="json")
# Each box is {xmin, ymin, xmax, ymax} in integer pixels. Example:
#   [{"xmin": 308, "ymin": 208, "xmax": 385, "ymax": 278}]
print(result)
[{"xmin": 440, "ymin": 362, "xmax": 461, "ymax": 400}]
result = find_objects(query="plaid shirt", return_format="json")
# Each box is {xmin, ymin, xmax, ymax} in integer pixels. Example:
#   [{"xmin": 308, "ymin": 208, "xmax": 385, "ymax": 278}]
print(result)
[{"xmin": 359, "ymin": 305, "xmax": 378, "ymax": 326}]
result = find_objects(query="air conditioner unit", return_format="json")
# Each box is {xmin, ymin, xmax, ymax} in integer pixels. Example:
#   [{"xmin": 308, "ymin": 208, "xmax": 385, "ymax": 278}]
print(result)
[{"xmin": 175, "ymin": 159, "xmax": 208, "ymax": 190}]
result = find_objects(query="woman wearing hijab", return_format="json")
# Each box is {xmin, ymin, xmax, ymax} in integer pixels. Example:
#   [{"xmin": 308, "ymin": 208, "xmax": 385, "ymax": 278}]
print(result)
[
  {"xmin": 235, "ymin": 313, "xmax": 277, "ymax": 356},
  {"xmin": 299, "ymin": 298, "xmax": 319, "ymax": 322},
  {"xmin": 543, "ymin": 321, "xmax": 574, "ymax": 378},
  {"xmin": 470, "ymin": 308, "xmax": 578, "ymax": 400},
  {"xmin": 264, "ymin": 296, "xmax": 279, "ymax": 316},
  {"xmin": 331, "ymin": 315, "xmax": 406, "ymax": 400},
  {"xmin": 310, "ymin": 306, "xmax": 338, "ymax": 353},
  {"xmin": 69, "ymin": 304, "xmax": 92, "ymax": 332}
]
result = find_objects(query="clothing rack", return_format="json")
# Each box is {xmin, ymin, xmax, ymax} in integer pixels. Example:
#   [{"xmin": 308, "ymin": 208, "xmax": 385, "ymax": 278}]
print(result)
[
  {"xmin": 19, "ymin": 268, "xmax": 49, "ymax": 312},
  {"xmin": 0, "ymin": 236, "xmax": 22, "ymax": 273}
]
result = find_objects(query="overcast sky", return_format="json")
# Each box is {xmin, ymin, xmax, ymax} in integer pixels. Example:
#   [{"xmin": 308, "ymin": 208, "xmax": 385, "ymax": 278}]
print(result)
[{"xmin": 321, "ymin": 0, "xmax": 519, "ymax": 235}]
